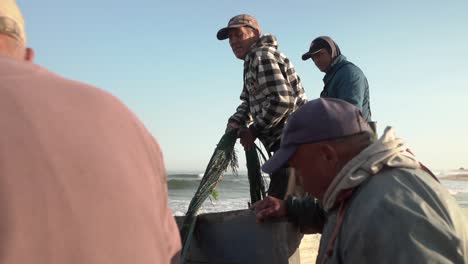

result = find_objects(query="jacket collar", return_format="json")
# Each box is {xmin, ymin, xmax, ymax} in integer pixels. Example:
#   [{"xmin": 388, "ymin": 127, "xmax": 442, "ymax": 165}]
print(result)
[
  {"xmin": 321, "ymin": 127, "xmax": 421, "ymax": 212},
  {"xmin": 323, "ymin": 54, "xmax": 348, "ymax": 83}
]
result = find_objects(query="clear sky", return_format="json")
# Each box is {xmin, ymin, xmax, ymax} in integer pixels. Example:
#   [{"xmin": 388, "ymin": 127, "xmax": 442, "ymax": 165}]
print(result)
[{"xmin": 19, "ymin": 0, "xmax": 468, "ymax": 172}]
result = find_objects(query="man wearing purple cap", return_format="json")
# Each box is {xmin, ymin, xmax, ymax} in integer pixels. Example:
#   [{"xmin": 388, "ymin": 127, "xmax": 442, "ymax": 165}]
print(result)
[
  {"xmin": 217, "ymin": 14, "xmax": 307, "ymax": 198},
  {"xmin": 253, "ymin": 98, "xmax": 468, "ymax": 263}
]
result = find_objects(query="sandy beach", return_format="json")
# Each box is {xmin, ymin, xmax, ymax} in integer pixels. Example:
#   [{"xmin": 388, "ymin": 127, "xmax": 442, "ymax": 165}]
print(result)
[
  {"xmin": 299, "ymin": 234, "xmax": 321, "ymax": 263},
  {"xmin": 298, "ymin": 208, "xmax": 468, "ymax": 263}
]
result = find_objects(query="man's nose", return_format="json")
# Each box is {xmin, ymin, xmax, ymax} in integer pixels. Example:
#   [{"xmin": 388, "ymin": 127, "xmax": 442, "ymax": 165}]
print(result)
[{"xmin": 229, "ymin": 38, "xmax": 237, "ymax": 46}]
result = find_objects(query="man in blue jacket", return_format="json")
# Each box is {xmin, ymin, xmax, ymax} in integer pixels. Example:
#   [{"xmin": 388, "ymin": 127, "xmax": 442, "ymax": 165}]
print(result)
[{"xmin": 302, "ymin": 36, "xmax": 372, "ymax": 122}]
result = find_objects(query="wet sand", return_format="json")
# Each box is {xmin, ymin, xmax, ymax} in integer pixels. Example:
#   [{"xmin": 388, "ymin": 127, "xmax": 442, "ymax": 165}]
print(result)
[{"xmin": 298, "ymin": 208, "xmax": 468, "ymax": 263}]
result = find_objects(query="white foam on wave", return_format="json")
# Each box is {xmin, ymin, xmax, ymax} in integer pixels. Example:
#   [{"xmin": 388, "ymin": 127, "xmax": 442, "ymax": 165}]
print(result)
[
  {"xmin": 441, "ymin": 180, "xmax": 468, "ymax": 194},
  {"xmin": 169, "ymin": 197, "xmax": 250, "ymax": 216},
  {"xmin": 173, "ymin": 210, "xmax": 185, "ymax": 217}
]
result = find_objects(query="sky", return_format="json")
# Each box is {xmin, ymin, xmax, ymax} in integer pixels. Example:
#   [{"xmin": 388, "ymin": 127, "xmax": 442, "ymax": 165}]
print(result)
[{"xmin": 18, "ymin": 0, "xmax": 468, "ymax": 172}]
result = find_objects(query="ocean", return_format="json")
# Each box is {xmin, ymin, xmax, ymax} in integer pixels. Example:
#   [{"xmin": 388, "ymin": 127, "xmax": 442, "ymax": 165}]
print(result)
[{"xmin": 168, "ymin": 170, "xmax": 468, "ymax": 216}]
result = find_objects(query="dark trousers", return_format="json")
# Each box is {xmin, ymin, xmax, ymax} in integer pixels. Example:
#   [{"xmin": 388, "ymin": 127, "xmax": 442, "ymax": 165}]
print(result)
[
  {"xmin": 267, "ymin": 166, "xmax": 289, "ymax": 199},
  {"xmin": 266, "ymin": 141, "xmax": 289, "ymax": 199}
]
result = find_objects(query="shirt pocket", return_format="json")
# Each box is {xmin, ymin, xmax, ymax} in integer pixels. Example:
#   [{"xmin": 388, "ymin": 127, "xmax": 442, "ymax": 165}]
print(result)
[{"xmin": 244, "ymin": 75, "xmax": 260, "ymax": 96}]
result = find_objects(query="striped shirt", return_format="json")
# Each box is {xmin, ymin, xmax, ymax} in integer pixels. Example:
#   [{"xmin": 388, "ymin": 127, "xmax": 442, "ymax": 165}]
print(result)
[{"xmin": 229, "ymin": 34, "xmax": 307, "ymax": 151}]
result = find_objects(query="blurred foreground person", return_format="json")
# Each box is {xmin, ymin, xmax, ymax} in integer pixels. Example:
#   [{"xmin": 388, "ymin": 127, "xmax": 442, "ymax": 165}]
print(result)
[
  {"xmin": 253, "ymin": 98, "xmax": 468, "ymax": 263},
  {"xmin": 0, "ymin": 1, "xmax": 180, "ymax": 263}
]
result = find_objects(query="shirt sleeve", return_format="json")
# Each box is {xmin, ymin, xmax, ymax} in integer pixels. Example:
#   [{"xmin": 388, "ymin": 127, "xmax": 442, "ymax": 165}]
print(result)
[
  {"xmin": 228, "ymin": 86, "xmax": 252, "ymax": 126},
  {"xmin": 250, "ymin": 54, "xmax": 296, "ymax": 132},
  {"xmin": 286, "ymin": 195, "xmax": 326, "ymax": 234}
]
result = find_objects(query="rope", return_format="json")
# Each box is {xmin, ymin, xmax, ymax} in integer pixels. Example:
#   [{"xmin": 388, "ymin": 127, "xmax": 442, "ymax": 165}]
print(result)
[{"xmin": 245, "ymin": 147, "xmax": 267, "ymax": 203}]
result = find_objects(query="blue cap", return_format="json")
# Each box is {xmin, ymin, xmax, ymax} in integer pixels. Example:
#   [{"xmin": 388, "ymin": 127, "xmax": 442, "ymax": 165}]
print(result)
[{"xmin": 262, "ymin": 98, "xmax": 372, "ymax": 173}]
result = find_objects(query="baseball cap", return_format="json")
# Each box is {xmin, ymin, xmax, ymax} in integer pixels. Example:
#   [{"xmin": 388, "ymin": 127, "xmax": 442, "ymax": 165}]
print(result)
[
  {"xmin": 262, "ymin": 98, "xmax": 373, "ymax": 174},
  {"xmin": 0, "ymin": 0, "xmax": 26, "ymax": 43},
  {"xmin": 217, "ymin": 14, "xmax": 261, "ymax": 40},
  {"xmin": 301, "ymin": 37, "xmax": 330, "ymax": 60}
]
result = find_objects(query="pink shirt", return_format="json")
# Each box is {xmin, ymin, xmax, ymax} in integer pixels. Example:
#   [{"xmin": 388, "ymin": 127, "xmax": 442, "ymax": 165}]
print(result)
[{"xmin": 0, "ymin": 55, "xmax": 180, "ymax": 263}]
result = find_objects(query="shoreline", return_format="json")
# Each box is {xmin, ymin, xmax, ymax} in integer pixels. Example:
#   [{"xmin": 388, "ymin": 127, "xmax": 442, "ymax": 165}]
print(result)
[{"xmin": 440, "ymin": 174, "xmax": 468, "ymax": 181}]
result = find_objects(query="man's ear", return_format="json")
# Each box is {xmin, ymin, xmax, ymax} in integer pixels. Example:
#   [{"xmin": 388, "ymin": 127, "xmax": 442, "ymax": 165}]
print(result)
[
  {"xmin": 320, "ymin": 144, "xmax": 338, "ymax": 165},
  {"xmin": 24, "ymin": 47, "xmax": 34, "ymax": 62},
  {"xmin": 253, "ymin": 29, "xmax": 260, "ymax": 37}
]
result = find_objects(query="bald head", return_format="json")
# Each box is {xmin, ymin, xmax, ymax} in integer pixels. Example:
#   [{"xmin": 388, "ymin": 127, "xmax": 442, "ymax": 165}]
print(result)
[
  {"xmin": 0, "ymin": 0, "xmax": 33, "ymax": 61},
  {"xmin": 0, "ymin": 34, "xmax": 32, "ymax": 60}
]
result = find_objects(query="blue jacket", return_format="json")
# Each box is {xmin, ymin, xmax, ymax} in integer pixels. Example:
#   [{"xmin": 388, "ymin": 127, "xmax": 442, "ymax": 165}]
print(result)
[{"xmin": 321, "ymin": 55, "xmax": 371, "ymax": 121}]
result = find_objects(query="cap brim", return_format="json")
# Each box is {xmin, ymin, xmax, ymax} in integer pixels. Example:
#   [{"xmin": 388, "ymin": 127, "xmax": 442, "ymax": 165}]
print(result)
[
  {"xmin": 301, "ymin": 52, "xmax": 312, "ymax": 61},
  {"xmin": 301, "ymin": 49, "xmax": 322, "ymax": 61},
  {"xmin": 261, "ymin": 145, "xmax": 297, "ymax": 174},
  {"xmin": 216, "ymin": 24, "xmax": 245, "ymax": 40}
]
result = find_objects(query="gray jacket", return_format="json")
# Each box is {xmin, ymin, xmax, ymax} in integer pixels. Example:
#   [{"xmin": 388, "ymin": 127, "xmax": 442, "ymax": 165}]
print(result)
[{"xmin": 287, "ymin": 127, "xmax": 468, "ymax": 263}]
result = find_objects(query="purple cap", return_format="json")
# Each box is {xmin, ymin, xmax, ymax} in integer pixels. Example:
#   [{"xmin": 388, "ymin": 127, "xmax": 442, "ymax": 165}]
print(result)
[{"xmin": 262, "ymin": 98, "xmax": 373, "ymax": 174}]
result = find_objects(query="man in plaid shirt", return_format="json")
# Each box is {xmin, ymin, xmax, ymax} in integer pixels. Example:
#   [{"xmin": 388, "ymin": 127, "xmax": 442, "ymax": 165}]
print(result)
[{"xmin": 217, "ymin": 14, "xmax": 307, "ymax": 198}]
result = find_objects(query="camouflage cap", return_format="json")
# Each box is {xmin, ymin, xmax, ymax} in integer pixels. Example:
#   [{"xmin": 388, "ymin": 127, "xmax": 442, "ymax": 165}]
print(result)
[
  {"xmin": 0, "ymin": 0, "xmax": 26, "ymax": 43},
  {"xmin": 216, "ymin": 14, "xmax": 261, "ymax": 40}
]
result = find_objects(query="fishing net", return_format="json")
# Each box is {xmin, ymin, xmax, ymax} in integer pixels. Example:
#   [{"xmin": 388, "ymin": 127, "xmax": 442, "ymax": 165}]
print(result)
[{"xmin": 179, "ymin": 131, "xmax": 267, "ymax": 263}]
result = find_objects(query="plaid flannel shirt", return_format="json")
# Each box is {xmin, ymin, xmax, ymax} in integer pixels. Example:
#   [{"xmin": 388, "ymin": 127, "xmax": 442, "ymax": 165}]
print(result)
[{"xmin": 229, "ymin": 35, "xmax": 307, "ymax": 151}]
